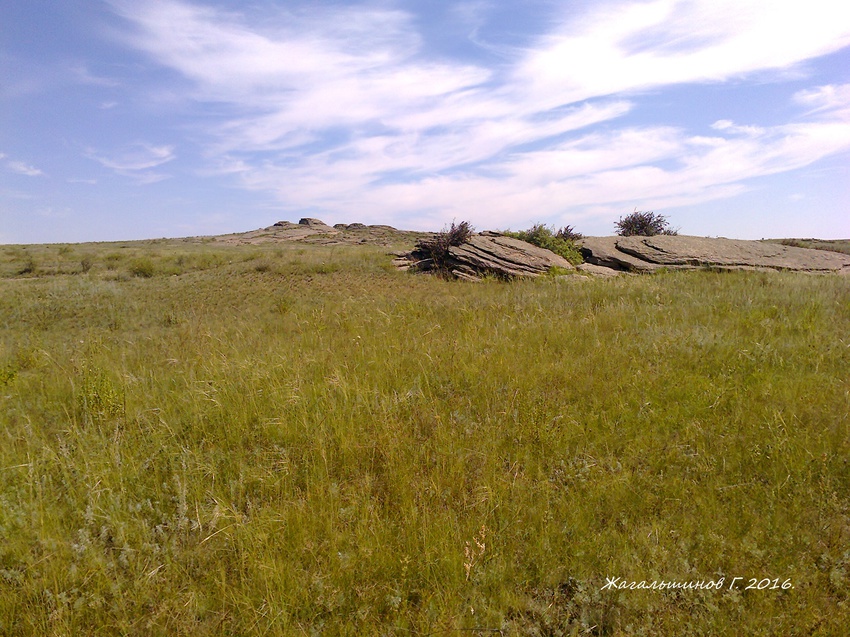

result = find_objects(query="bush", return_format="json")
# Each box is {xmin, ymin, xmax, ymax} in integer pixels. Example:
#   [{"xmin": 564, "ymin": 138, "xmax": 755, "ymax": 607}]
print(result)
[
  {"xmin": 129, "ymin": 257, "xmax": 156, "ymax": 278},
  {"xmin": 18, "ymin": 256, "xmax": 37, "ymax": 276},
  {"xmin": 417, "ymin": 221, "xmax": 475, "ymax": 273},
  {"xmin": 614, "ymin": 210, "xmax": 677, "ymax": 237},
  {"xmin": 555, "ymin": 225, "xmax": 584, "ymax": 241},
  {"xmin": 503, "ymin": 224, "xmax": 583, "ymax": 265}
]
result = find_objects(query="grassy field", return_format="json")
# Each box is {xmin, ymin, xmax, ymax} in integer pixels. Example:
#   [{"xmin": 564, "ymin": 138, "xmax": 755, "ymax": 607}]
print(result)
[{"xmin": 1, "ymin": 239, "xmax": 849, "ymax": 635}]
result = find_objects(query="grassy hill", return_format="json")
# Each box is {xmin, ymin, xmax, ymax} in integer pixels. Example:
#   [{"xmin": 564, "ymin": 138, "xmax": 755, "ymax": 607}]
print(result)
[{"xmin": 1, "ymin": 238, "xmax": 849, "ymax": 635}]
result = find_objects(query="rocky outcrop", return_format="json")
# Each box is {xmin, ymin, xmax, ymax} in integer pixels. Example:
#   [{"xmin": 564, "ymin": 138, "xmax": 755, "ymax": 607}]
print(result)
[
  {"xmin": 297, "ymin": 217, "xmax": 335, "ymax": 230},
  {"xmin": 212, "ymin": 219, "xmax": 428, "ymax": 247},
  {"xmin": 581, "ymin": 235, "xmax": 850, "ymax": 273},
  {"xmin": 398, "ymin": 231, "xmax": 574, "ymax": 280},
  {"xmin": 579, "ymin": 237, "xmax": 665, "ymax": 273},
  {"xmin": 334, "ymin": 222, "xmax": 369, "ymax": 230},
  {"xmin": 576, "ymin": 262, "xmax": 629, "ymax": 277}
]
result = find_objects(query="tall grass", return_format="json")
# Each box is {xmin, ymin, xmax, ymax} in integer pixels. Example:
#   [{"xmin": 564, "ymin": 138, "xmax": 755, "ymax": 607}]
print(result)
[{"xmin": 0, "ymin": 241, "xmax": 848, "ymax": 635}]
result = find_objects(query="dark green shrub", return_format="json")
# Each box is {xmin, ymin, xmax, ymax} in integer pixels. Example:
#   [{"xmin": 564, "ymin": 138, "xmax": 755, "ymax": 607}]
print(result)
[
  {"xmin": 615, "ymin": 210, "xmax": 678, "ymax": 236},
  {"xmin": 503, "ymin": 224, "xmax": 583, "ymax": 265}
]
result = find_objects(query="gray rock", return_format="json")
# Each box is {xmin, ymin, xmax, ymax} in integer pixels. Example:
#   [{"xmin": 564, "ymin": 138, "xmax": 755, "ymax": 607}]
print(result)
[
  {"xmin": 579, "ymin": 237, "xmax": 669, "ymax": 272},
  {"xmin": 576, "ymin": 262, "xmax": 627, "ymax": 277},
  {"xmin": 401, "ymin": 231, "xmax": 573, "ymax": 279},
  {"xmin": 298, "ymin": 217, "xmax": 330, "ymax": 228},
  {"xmin": 581, "ymin": 235, "xmax": 850, "ymax": 273},
  {"xmin": 451, "ymin": 265, "xmax": 484, "ymax": 282}
]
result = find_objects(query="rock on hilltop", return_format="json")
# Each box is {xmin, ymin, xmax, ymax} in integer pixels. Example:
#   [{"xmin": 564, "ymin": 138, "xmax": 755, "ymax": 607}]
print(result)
[{"xmin": 208, "ymin": 218, "xmax": 427, "ymax": 247}]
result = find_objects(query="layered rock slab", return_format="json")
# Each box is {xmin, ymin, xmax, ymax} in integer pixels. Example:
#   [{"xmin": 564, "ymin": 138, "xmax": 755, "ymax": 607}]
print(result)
[
  {"xmin": 581, "ymin": 235, "xmax": 850, "ymax": 273},
  {"xmin": 400, "ymin": 231, "xmax": 574, "ymax": 279}
]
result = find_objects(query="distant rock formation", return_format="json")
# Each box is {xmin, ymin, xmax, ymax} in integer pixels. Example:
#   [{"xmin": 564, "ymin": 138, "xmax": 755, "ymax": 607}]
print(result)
[
  {"xmin": 297, "ymin": 218, "xmax": 335, "ymax": 229},
  {"xmin": 214, "ymin": 219, "xmax": 423, "ymax": 247},
  {"xmin": 580, "ymin": 235, "xmax": 850, "ymax": 273}
]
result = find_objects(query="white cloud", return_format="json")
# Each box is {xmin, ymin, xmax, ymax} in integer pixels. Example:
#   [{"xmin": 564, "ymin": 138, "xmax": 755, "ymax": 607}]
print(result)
[
  {"xmin": 87, "ymin": 143, "xmax": 176, "ymax": 183},
  {"xmin": 710, "ymin": 120, "xmax": 765, "ymax": 137},
  {"xmin": 517, "ymin": 0, "xmax": 850, "ymax": 105},
  {"xmin": 793, "ymin": 83, "xmax": 850, "ymax": 113},
  {"xmin": 107, "ymin": 0, "xmax": 850, "ymax": 227},
  {"xmin": 2, "ymin": 153, "xmax": 43, "ymax": 176}
]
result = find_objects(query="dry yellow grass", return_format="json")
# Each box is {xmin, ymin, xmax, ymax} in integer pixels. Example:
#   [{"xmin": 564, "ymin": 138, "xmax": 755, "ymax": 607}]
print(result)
[{"xmin": 1, "ymin": 239, "xmax": 848, "ymax": 635}]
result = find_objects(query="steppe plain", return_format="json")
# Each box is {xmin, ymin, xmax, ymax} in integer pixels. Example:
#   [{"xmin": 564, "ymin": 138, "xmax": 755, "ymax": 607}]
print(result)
[{"xmin": 1, "ymin": 222, "xmax": 849, "ymax": 635}]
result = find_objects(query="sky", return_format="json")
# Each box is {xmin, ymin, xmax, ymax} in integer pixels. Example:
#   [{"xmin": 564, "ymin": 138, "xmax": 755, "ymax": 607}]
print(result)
[{"xmin": 2, "ymin": 0, "xmax": 850, "ymax": 244}]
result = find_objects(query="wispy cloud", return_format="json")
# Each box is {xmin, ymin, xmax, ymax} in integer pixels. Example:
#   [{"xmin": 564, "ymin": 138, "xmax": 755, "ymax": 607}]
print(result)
[
  {"xmin": 515, "ymin": 0, "xmax": 850, "ymax": 105},
  {"xmin": 1, "ymin": 54, "xmax": 120, "ymax": 99},
  {"xmin": 793, "ymin": 83, "xmax": 850, "ymax": 113},
  {"xmin": 107, "ymin": 0, "xmax": 850, "ymax": 228},
  {"xmin": 1, "ymin": 153, "xmax": 44, "ymax": 176},
  {"xmin": 87, "ymin": 143, "xmax": 176, "ymax": 184}
]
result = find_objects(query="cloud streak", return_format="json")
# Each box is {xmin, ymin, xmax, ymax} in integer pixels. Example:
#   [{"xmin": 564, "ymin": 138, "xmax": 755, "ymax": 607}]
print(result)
[
  {"xmin": 1, "ymin": 153, "xmax": 44, "ymax": 177},
  {"xmin": 87, "ymin": 143, "xmax": 176, "ymax": 184},
  {"xmin": 107, "ymin": 0, "xmax": 850, "ymax": 229}
]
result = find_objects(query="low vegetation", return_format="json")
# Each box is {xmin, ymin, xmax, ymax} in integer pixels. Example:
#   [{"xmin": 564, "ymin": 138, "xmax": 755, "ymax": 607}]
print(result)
[
  {"xmin": 415, "ymin": 220, "xmax": 475, "ymax": 275},
  {"xmin": 615, "ymin": 210, "xmax": 678, "ymax": 237},
  {"xmin": 774, "ymin": 238, "xmax": 850, "ymax": 256},
  {"xmin": 503, "ymin": 224, "xmax": 584, "ymax": 264},
  {"xmin": 1, "ymin": 238, "xmax": 848, "ymax": 635}
]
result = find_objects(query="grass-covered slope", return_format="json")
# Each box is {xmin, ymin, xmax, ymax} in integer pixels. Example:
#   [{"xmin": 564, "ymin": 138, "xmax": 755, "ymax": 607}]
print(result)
[{"xmin": 1, "ymin": 240, "xmax": 849, "ymax": 635}]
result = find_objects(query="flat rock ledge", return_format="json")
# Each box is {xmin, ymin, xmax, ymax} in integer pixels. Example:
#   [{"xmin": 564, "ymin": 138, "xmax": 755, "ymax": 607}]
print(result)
[
  {"xmin": 580, "ymin": 235, "xmax": 850, "ymax": 273},
  {"xmin": 396, "ymin": 231, "xmax": 574, "ymax": 280}
]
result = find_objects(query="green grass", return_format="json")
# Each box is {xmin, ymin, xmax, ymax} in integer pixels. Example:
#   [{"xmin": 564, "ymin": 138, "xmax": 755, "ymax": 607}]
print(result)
[{"xmin": 1, "ymin": 239, "xmax": 849, "ymax": 635}]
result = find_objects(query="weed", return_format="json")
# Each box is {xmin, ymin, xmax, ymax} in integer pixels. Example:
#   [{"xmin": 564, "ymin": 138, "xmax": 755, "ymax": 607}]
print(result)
[
  {"xmin": 77, "ymin": 362, "xmax": 124, "ymax": 424},
  {"xmin": 463, "ymin": 524, "xmax": 489, "ymax": 581}
]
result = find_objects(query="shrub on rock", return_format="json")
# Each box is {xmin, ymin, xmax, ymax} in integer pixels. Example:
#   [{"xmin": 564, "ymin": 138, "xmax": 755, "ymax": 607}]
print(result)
[
  {"xmin": 615, "ymin": 211, "xmax": 678, "ymax": 237},
  {"xmin": 417, "ymin": 221, "xmax": 475, "ymax": 274},
  {"xmin": 503, "ymin": 224, "xmax": 583, "ymax": 264}
]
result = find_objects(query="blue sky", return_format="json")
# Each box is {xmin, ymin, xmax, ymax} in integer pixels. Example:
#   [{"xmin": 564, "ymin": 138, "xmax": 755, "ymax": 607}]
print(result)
[{"xmin": 2, "ymin": 0, "xmax": 849, "ymax": 244}]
